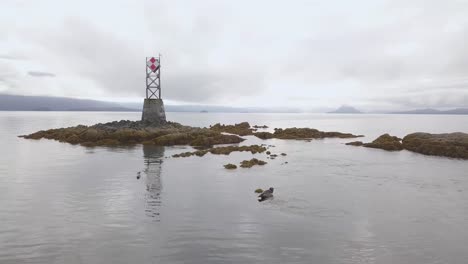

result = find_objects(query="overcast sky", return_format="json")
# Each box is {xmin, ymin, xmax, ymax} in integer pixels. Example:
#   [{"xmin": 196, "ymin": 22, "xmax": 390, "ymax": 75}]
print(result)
[{"xmin": 1, "ymin": 0, "xmax": 468, "ymax": 111}]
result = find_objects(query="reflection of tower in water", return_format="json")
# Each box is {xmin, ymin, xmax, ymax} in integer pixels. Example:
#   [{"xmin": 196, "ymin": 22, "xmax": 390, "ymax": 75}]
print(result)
[{"xmin": 142, "ymin": 145, "xmax": 164, "ymax": 220}]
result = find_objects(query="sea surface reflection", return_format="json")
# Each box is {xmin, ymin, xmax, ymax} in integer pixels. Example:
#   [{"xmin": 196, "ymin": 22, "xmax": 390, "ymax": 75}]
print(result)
[
  {"xmin": 142, "ymin": 145, "xmax": 164, "ymax": 220},
  {"xmin": 1, "ymin": 112, "xmax": 468, "ymax": 264}
]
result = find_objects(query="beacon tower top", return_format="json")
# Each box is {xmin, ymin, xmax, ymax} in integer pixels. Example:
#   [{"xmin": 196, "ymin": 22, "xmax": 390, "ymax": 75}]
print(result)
[
  {"xmin": 141, "ymin": 55, "xmax": 166, "ymax": 124},
  {"xmin": 146, "ymin": 55, "xmax": 161, "ymax": 99}
]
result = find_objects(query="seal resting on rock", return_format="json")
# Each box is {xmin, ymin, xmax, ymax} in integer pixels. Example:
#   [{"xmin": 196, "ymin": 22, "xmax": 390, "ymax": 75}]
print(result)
[{"xmin": 258, "ymin": 187, "xmax": 274, "ymax": 202}]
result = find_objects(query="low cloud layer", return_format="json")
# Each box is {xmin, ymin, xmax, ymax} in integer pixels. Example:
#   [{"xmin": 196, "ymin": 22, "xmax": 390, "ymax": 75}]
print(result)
[
  {"xmin": 1, "ymin": 0, "xmax": 468, "ymax": 111},
  {"xmin": 28, "ymin": 71, "xmax": 56, "ymax": 78}
]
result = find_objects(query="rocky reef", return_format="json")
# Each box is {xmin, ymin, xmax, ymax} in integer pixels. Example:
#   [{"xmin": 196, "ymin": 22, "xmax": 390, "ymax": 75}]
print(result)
[
  {"xmin": 172, "ymin": 145, "xmax": 267, "ymax": 158},
  {"xmin": 254, "ymin": 127, "xmax": 362, "ymax": 140},
  {"xmin": 19, "ymin": 120, "xmax": 244, "ymax": 147},
  {"xmin": 402, "ymin": 132, "xmax": 468, "ymax": 159},
  {"xmin": 347, "ymin": 132, "xmax": 468, "ymax": 159},
  {"xmin": 240, "ymin": 158, "xmax": 267, "ymax": 168}
]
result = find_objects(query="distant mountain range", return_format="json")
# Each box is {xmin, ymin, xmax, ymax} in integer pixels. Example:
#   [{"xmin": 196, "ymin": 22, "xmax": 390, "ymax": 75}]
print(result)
[
  {"xmin": 328, "ymin": 105, "xmax": 362, "ymax": 114},
  {"xmin": 2, "ymin": 94, "xmax": 467, "ymax": 114},
  {"xmin": 390, "ymin": 108, "xmax": 468, "ymax": 115},
  {"xmin": 0, "ymin": 94, "xmax": 299, "ymax": 113}
]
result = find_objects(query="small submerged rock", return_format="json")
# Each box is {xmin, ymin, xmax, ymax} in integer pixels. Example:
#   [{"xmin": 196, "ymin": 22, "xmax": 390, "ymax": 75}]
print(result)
[
  {"xmin": 254, "ymin": 188, "xmax": 264, "ymax": 193},
  {"xmin": 224, "ymin": 163, "xmax": 237, "ymax": 170}
]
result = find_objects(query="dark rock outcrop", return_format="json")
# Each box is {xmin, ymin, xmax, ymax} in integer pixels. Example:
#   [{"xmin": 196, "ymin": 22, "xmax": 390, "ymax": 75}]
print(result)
[{"xmin": 402, "ymin": 132, "xmax": 468, "ymax": 159}]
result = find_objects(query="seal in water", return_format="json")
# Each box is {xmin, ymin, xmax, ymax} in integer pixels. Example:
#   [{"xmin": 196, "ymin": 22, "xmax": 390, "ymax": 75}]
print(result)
[{"xmin": 258, "ymin": 187, "xmax": 274, "ymax": 202}]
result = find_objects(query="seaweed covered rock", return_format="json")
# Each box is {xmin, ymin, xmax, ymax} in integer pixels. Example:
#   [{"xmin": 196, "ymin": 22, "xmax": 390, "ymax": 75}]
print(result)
[
  {"xmin": 254, "ymin": 188, "xmax": 264, "ymax": 193},
  {"xmin": 253, "ymin": 132, "xmax": 275, "ymax": 139},
  {"xmin": 402, "ymin": 132, "xmax": 468, "ymax": 159},
  {"xmin": 364, "ymin": 134, "xmax": 403, "ymax": 151},
  {"xmin": 172, "ymin": 145, "xmax": 267, "ymax": 158},
  {"xmin": 254, "ymin": 127, "xmax": 361, "ymax": 140},
  {"xmin": 209, "ymin": 145, "xmax": 266, "ymax": 155},
  {"xmin": 224, "ymin": 163, "xmax": 237, "ymax": 169},
  {"xmin": 253, "ymin": 125, "xmax": 269, "ymax": 129},
  {"xmin": 20, "ymin": 120, "xmax": 244, "ymax": 147},
  {"xmin": 173, "ymin": 150, "xmax": 209, "ymax": 158},
  {"xmin": 240, "ymin": 158, "xmax": 267, "ymax": 168},
  {"xmin": 210, "ymin": 122, "xmax": 254, "ymax": 136}
]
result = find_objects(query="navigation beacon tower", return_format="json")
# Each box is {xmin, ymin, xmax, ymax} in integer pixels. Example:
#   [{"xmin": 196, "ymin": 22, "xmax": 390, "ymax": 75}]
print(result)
[{"xmin": 142, "ymin": 55, "xmax": 167, "ymax": 124}]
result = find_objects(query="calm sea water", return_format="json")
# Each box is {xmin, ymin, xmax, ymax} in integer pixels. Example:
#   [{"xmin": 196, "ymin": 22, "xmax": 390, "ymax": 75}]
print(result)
[{"xmin": 1, "ymin": 111, "xmax": 468, "ymax": 264}]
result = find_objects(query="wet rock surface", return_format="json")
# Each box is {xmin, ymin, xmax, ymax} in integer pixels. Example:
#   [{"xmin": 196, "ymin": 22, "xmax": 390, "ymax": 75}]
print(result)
[
  {"xmin": 402, "ymin": 132, "xmax": 468, "ymax": 159},
  {"xmin": 254, "ymin": 188, "xmax": 264, "ymax": 193},
  {"xmin": 20, "ymin": 120, "xmax": 244, "ymax": 147}
]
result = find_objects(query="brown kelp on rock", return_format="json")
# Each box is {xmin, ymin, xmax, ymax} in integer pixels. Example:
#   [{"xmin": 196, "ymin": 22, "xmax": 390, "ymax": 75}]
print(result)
[{"xmin": 19, "ymin": 120, "xmax": 244, "ymax": 147}]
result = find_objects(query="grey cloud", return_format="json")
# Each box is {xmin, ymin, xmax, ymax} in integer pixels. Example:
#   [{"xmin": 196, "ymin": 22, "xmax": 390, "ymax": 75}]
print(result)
[
  {"xmin": 28, "ymin": 71, "xmax": 56, "ymax": 77},
  {"xmin": 2, "ymin": 0, "xmax": 468, "ymax": 110}
]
